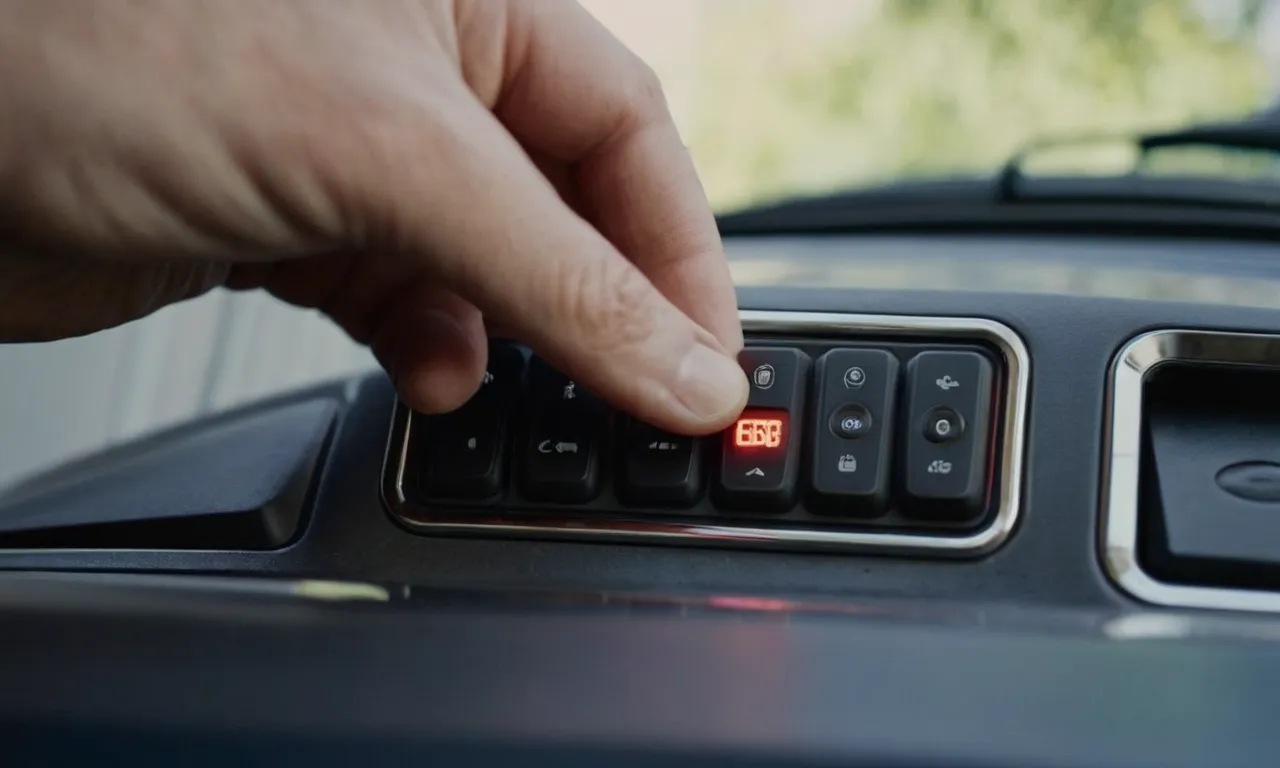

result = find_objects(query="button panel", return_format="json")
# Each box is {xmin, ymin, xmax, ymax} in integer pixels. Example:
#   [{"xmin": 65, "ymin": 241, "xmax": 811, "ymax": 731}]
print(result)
[{"xmin": 387, "ymin": 313, "xmax": 1028, "ymax": 557}]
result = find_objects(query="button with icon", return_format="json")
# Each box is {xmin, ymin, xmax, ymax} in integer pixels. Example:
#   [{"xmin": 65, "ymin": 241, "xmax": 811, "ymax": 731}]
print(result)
[
  {"xmin": 900, "ymin": 350, "xmax": 994, "ymax": 520},
  {"xmin": 716, "ymin": 347, "xmax": 810, "ymax": 512},
  {"xmin": 413, "ymin": 342, "xmax": 525, "ymax": 501},
  {"xmin": 807, "ymin": 348, "xmax": 900, "ymax": 517},
  {"xmin": 520, "ymin": 357, "xmax": 606, "ymax": 504},
  {"xmin": 619, "ymin": 419, "xmax": 704, "ymax": 508}
]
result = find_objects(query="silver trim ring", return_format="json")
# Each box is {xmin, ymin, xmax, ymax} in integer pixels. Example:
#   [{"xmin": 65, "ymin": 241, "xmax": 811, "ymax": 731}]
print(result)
[
  {"xmin": 1102, "ymin": 329, "xmax": 1280, "ymax": 613},
  {"xmin": 382, "ymin": 311, "xmax": 1031, "ymax": 557}
]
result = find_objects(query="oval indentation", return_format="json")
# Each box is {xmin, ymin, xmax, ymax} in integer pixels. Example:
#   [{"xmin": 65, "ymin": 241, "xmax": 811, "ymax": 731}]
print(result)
[{"xmin": 1216, "ymin": 462, "xmax": 1280, "ymax": 502}]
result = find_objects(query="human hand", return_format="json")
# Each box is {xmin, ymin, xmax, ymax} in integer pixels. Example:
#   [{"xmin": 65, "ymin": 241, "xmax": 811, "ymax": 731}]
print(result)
[{"xmin": 0, "ymin": 0, "xmax": 747, "ymax": 434}]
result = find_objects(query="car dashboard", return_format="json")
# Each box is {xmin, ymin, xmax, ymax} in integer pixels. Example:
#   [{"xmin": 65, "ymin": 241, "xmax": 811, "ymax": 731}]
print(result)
[{"xmin": 5, "ymin": 232, "xmax": 1280, "ymax": 767}]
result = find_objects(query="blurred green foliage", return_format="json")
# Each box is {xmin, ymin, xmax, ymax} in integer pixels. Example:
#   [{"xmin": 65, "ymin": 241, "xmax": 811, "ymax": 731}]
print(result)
[{"xmin": 685, "ymin": 0, "xmax": 1272, "ymax": 210}]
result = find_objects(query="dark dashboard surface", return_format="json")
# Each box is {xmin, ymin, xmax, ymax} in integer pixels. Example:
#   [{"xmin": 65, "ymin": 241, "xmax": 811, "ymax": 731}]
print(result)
[
  {"xmin": 4, "ymin": 572, "xmax": 1280, "ymax": 768},
  {"xmin": 6, "ymin": 232, "xmax": 1280, "ymax": 766}
]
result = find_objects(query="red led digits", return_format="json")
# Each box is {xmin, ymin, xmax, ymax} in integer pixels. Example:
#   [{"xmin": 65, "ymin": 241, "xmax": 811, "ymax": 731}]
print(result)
[{"xmin": 733, "ymin": 416, "xmax": 785, "ymax": 449}]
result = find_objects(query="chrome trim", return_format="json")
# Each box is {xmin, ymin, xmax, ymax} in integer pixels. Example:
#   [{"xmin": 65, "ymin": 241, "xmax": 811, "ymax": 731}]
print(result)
[
  {"xmin": 382, "ymin": 311, "xmax": 1031, "ymax": 557},
  {"xmin": 0, "ymin": 571, "xmax": 390, "ymax": 602},
  {"xmin": 1102, "ymin": 329, "xmax": 1280, "ymax": 613}
]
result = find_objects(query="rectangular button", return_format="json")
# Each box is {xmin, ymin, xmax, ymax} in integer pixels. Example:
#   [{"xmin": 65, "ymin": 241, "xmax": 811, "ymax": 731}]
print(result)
[
  {"xmin": 519, "ymin": 359, "xmax": 606, "ymax": 504},
  {"xmin": 414, "ymin": 343, "xmax": 525, "ymax": 501},
  {"xmin": 807, "ymin": 348, "xmax": 899, "ymax": 516},
  {"xmin": 715, "ymin": 347, "xmax": 810, "ymax": 512},
  {"xmin": 900, "ymin": 350, "xmax": 995, "ymax": 520},
  {"xmin": 617, "ymin": 419, "xmax": 704, "ymax": 508}
]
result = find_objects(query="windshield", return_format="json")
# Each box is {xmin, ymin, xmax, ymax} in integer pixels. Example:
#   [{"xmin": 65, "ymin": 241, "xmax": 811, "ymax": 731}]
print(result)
[{"xmin": 585, "ymin": 0, "xmax": 1279, "ymax": 211}]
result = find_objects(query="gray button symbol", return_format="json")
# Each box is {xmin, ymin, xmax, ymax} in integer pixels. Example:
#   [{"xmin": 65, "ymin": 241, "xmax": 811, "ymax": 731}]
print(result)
[{"xmin": 843, "ymin": 367, "xmax": 866, "ymax": 388}]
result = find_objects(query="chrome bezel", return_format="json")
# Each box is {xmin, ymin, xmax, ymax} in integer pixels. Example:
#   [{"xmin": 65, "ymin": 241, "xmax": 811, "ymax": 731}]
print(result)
[{"xmin": 1102, "ymin": 329, "xmax": 1280, "ymax": 612}]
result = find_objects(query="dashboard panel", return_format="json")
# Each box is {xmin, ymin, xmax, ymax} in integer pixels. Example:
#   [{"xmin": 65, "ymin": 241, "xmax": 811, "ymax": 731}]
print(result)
[
  {"xmin": 6, "ymin": 233, "xmax": 1280, "ymax": 765},
  {"xmin": 7, "ymin": 233, "xmax": 1280, "ymax": 608}
]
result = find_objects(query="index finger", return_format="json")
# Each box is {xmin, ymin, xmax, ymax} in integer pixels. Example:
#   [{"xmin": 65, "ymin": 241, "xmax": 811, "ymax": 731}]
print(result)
[{"xmin": 462, "ymin": 0, "xmax": 743, "ymax": 353}]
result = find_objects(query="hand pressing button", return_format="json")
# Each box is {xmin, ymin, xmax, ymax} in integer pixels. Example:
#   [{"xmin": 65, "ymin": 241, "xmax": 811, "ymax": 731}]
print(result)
[
  {"xmin": 715, "ymin": 346, "xmax": 810, "ymax": 513},
  {"xmin": 722, "ymin": 410, "xmax": 791, "ymax": 486},
  {"xmin": 412, "ymin": 343, "xmax": 525, "ymax": 502}
]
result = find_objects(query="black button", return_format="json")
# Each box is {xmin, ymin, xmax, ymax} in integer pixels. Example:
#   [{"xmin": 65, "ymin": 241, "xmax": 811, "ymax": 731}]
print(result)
[
  {"xmin": 922, "ymin": 406, "xmax": 965, "ymax": 444},
  {"xmin": 829, "ymin": 403, "xmax": 873, "ymax": 439},
  {"xmin": 899, "ymin": 350, "xmax": 994, "ymax": 521},
  {"xmin": 618, "ymin": 420, "xmax": 703, "ymax": 508},
  {"xmin": 715, "ymin": 347, "xmax": 810, "ymax": 512},
  {"xmin": 414, "ymin": 344, "xmax": 525, "ymax": 501},
  {"xmin": 519, "ymin": 359, "xmax": 606, "ymax": 504},
  {"xmin": 807, "ymin": 349, "xmax": 899, "ymax": 516}
]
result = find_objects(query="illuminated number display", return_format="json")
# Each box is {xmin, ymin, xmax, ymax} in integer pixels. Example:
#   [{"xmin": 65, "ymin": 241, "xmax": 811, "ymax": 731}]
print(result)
[{"xmin": 734, "ymin": 417, "xmax": 784, "ymax": 449}]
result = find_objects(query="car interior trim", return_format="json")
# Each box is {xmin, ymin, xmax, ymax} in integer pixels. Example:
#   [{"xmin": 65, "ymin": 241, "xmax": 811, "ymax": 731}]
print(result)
[
  {"xmin": 1103, "ymin": 328, "xmax": 1280, "ymax": 613},
  {"xmin": 382, "ymin": 310, "xmax": 1031, "ymax": 556}
]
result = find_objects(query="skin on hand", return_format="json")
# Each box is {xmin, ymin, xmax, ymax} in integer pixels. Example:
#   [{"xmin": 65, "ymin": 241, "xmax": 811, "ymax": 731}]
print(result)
[{"xmin": 0, "ymin": 0, "xmax": 747, "ymax": 435}]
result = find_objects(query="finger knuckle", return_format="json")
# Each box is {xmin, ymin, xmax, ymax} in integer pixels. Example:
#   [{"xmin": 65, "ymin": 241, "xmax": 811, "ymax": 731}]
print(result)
[
  {"xmin": 560, "ymin": 258, "xmax": 657, "ymax": 352},
  {"xmin": 623, "ymin": 58, "xmax": 670, "ymax": 122}
]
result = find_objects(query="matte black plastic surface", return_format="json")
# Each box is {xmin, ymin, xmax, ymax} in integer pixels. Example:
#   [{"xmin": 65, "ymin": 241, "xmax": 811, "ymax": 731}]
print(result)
[
  {"xmin": 0, "ymin": 397, "xmax": 337, "ymax": 550},
  {"xmin": 1140, "ymin": 364, "xmax": 1280, "ymax": 589},
  {"xmin": 3, "ymin": 574, "xmax": 1280, "ymax": 768}
]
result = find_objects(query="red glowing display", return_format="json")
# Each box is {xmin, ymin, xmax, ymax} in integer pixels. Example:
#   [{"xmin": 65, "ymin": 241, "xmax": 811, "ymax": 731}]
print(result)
[{"xmin": 734, "ymin": 417, "xmax": 784, "ymax": 449}]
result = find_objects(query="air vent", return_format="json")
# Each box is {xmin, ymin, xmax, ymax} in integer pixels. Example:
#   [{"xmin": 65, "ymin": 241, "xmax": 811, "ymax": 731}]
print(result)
[{"xmin": 1103, "ymin": 330, "xmax": 1280, "ymax": 612}]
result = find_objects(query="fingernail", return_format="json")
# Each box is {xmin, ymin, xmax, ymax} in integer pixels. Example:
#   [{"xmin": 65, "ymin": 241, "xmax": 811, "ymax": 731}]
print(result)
[{"xmin": 672, "ymin": 342, "xmax": 748, "ymax": 423}]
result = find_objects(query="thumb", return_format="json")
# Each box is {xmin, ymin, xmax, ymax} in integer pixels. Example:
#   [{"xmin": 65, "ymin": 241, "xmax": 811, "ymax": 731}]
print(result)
[{"xmin": 350, "ymin": 97, "xmax": 747, "ymax": 434}]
